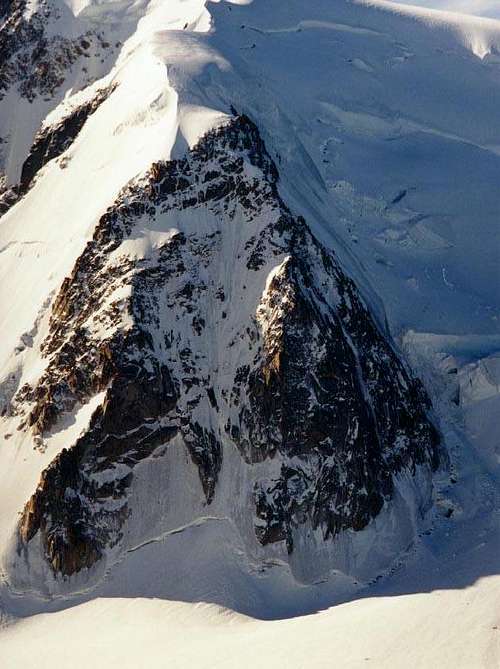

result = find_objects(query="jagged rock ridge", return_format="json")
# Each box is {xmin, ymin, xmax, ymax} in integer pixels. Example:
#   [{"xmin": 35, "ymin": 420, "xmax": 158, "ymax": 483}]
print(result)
[
  {"xmin": 0, "ymin": 0, "xmax": 112, "ymax": 103},
  {"xmin": 14, "ymin": 115, "xmax": 440, "ymax": 577}
]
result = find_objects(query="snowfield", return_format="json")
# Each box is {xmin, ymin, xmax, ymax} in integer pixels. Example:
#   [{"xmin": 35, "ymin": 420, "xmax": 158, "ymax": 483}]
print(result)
[
  {"xmin": 0, "ymin": 0, "xmax": 499, "ymax": 666},
  {"xmin": 386, "ymin": 1, "xmax": 500, "ymax": 20},
  {"xmin": 2, "ymin": 575, "xmax": 500, "ymax": 669}
]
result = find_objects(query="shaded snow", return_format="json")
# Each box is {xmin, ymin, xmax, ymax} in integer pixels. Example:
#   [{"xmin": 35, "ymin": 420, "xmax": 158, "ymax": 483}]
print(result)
[{"xmin": 1, "ymin": 573, "xmax": 500, "ymax": 669}]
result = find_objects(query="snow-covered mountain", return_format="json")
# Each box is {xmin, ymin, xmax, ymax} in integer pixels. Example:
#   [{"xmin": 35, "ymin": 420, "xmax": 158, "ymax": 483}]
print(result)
[{"xmin": 0, "ymin": 0, "xmax": 499, "ymax": 666}]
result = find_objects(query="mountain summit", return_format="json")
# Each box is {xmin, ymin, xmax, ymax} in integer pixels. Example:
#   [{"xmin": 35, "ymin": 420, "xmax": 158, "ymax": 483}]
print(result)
[{"xmin": 1, "ymin": 1, "xmax": 499, "ymax": 665}]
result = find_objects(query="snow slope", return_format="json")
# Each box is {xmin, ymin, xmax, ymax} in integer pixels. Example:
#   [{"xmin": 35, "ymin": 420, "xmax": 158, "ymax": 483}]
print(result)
[
  {"xmin": 0, "ymin": 0, "xmax": 499, "ymax": 665},
  {"xmin": 386, "ymin": 1, "xmax": 500, "ymax": 20},
  {"xmin": 1, "ymin": 574, "xmax": 499, "ymax": 669}
]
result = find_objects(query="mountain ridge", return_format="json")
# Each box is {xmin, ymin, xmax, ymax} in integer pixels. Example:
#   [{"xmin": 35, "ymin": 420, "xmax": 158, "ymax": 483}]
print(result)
[{"xmin": 0, "ymin": 1, "xmax": 499, "ymax": 665}]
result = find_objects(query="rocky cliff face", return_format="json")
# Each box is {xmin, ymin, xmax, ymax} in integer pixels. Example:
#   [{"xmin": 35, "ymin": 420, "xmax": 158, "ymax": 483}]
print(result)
[
  {"xmin": 11, "ymin": 115, "xmax": 440, "ymax": 578},
  {"xmin": 0, "ymin": 0, "xmax": 112, "ymax": 103}
]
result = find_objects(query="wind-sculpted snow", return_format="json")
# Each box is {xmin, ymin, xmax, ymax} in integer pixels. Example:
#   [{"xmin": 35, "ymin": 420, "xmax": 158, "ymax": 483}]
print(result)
[{"xmin": 9, "ymin": 116, "xmax": 440, "ymax": 581}]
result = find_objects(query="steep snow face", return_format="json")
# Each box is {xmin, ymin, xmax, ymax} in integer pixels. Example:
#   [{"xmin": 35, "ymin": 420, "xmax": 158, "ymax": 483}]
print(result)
[
  {"xmin": 0, "ymin": 0, "xmax": 498, "ymax": 626},
  {"xmin": 195, "ymin": 0, "xmax": 500, "ymax": 339},
  {"xmin": 386, "ymin": 1, "xmax": 500, "ymax": 21}
]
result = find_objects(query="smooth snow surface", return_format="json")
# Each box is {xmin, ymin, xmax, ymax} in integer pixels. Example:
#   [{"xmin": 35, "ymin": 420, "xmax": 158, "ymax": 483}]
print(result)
[
  {"xmin": 1, "ymin": 0, "xmax": 499, "ymax": 666},
  {"xmin": 386, "ymin": 1, "xmax": 500, "ymax": 20},
  {"xmin": 1, "ymin": 577, "xmax": 500, "ymax": 669}
]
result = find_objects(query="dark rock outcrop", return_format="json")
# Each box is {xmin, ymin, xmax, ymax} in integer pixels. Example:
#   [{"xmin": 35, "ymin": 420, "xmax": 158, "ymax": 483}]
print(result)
[
  {"xmin": 0, "ymin": 0, "xmax": 112, "ymax": 102},
  {"xmin": 240, "ymin": 235, "xmax": 439, "ymax": 551},
  {"xmin": 0, "ymin": 178, "xmax": 20, "ymax": 216}
]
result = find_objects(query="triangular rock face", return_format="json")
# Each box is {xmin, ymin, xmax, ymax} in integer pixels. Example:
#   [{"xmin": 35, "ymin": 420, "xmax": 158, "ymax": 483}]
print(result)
[{"xmin": 13, "ymin": 115, "xmax": 440, "ymax": 579}]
